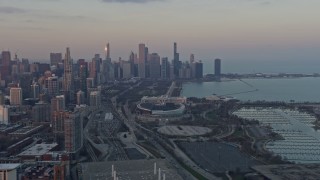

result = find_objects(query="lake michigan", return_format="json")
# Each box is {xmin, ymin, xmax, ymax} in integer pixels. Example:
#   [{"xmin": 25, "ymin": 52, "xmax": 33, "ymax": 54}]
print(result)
[{"xmin": 181, "ymin": 77, "xmax": 320, "ymax": 102}]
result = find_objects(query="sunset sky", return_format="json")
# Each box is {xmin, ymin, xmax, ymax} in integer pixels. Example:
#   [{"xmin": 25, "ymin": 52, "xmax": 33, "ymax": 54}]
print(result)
[{"xmin": 0, "ymin": 0, "xmax": 320, "ymax": 63}]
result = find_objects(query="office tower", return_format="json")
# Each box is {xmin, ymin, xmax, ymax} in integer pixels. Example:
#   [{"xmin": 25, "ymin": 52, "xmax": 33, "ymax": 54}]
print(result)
[
  {"xmin": 114, "ymin": 62, "xmax": 121, "ymax": 79},
  {"xmin": 214, "ymin": 58, "xmax": 221, "ymax": 80},
  {"xmin": 190, "ymin": 54, "xmax": 195, "ymax": 64},
  {"xmin": 45, "ymin": 75, "xmax": 59, "ymax": 97},
  {"xmin": 105, "ymin": 43, "xmax": 110, "ymax": 60},
  {"xmin": 32, "ymin": 102, "xmax": 51, "ymax": 123},
  {"xmin": 52, "ymin": 111, "xmax": 68, "ymax": 134},
  {"xmin": 0, "ymin": 105, "xmax": 10, "ymax": 124},
  {"xmin": 51, "ymin": 95, "xmax": 65, "ymax": 112},
  {"xmin": 38, "ymin": 63, "xmax": 51, "ymax": 75},
  {"xmin": 89, "ymin": 91, "xmax": 101, "ymax": 107},
  {"xmin": 179, "ymin": 63, "xmax": 192, "ymax": 79},
  {"xmin": 170, "ymin": 64, "xmax": 175, "ymax": 80},
  {"xmin": 0, "ymin": 92, "xmax": 4, "ymax": 105},
  {"xmin": 31, "ymin": 82, "xmax": 40, "ymax": 99},
  {"xmin": 161, "ymin": 57, "xmax": 170, "ymax": 79},
  {"xmin": 11, "ymin": 64, "xmax": 19, "ymax": 78},
  {"xmin": 194, "ymin": 61, "xmax": 203, "ymax": 79},
  {"xmin": 19, "ymin": 73, "xmax": 33, "ymax": 99},
  {"xmin": 20, "ymin": 59, "xmax": 30, "ymax": 73},
  {"xmin": 138, "ymin": 43, "xmax": 146, "ymax": 78},
  {"xmin": 30, "ymin": 63, "xmax": 39, "ymax": 74},
  {"xmin": 50, "ymin": 53, "xmax": 62, "ymax": 66},
  {"xmin": 122, "ymin": 61, "xmax": 132, "ymax": 79},
  {"xmin": 129, "ymin": 52, "xmax": 135, "ymax": 77},
  {"xmin": 86, "ymin": 78, "xmax": 95, "ymax": 89},
  {"xmin": 10, "ymin": 87, "xmax": 22, "ymax": 105},
  {"xmin": 1, "ymin": 51, "xmax": 11, "ymax": 79},
  {"xmin": 89, "ymin": 54, "xmax": 101, "ymax": 85},
  {"xmin": 78, "ymin": 61, "xmax": 88, "ymax": 96},
  {"xmin": 63, "ymin": 48, "xmax": 74, "ymax": 103},
  {"xmin": 76, "ymin": 90, "xmax": 85, "ymax": 105},
  {"xmin": 148, "ymin": 53, "xmax": 161, "ymax": 79},
  {"xmin": 173, "ymin": 42, "xmax": 180, "ymax": 78},
  {"xmin": 64, "ymin": 111, "xmax": 83, "ymax": 153}
]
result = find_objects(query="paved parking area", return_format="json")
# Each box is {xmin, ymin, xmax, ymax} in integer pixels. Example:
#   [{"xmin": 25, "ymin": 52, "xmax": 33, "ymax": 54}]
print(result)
[{"xmin": 178, "ymin": 142, "xmax": 260, "ymax": 173}]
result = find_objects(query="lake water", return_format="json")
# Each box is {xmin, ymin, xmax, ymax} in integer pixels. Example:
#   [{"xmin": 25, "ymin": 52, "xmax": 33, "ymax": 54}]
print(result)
[{"xmin": 181, "ymin": 77, "xmax": 320, "ymax": 102}]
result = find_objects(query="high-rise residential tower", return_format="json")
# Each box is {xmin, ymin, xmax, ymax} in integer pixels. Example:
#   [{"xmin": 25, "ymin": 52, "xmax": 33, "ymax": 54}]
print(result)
[
  {"xmin": 138, "ymin": 43, "xmax": 146, "ymax": 78},
  {"xmin": 214, "ymin": 59, "xmax": 221, "ymax": 80},
  {"xmin": 30, "ymin": 82, "xmax": 40, "ymax": 99},
  {"xmin": 1, "ymin": 51, "xmax": 11, "ymax": 80},
  {"xmin": 64, "ymin": 111, "xmax": 83, "ymax": 153},
  {"xmin": 148, "ymin": 53, "xmax": 161, "ymax": 79},
  {"xmin": 10, "ymin": 87, "xmax": 22, "ymax": 105},
  {"xmin": 161, "ymin": 57, "xmax": 170, "ymax": 79}
]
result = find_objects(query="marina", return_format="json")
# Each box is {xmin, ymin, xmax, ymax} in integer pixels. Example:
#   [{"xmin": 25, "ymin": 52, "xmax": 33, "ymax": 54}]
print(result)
[{"xmin": 233, "ymin": 108, "xmax": 320, "ymax": 163}]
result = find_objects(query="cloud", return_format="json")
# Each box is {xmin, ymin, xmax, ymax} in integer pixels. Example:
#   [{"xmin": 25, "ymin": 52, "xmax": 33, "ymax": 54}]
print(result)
[
  {"xmin": 101, "ymin": 0, "xmax": 165, "ymax": 3},
  {"xmin": 0, "ymin": 6, "xmax": 27, "ymax": 14}
]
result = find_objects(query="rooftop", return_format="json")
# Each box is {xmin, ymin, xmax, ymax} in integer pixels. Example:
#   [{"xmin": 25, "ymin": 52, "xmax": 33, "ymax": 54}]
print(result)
[
  {"xmin": 0, "ymin": 163, "xmax": 21, "ymax": 171},
  {"xmin": 18, "ymin": 143, "xmax": 58, "ymax": 157},
  {"xmin": 80, "ymin": 159, "xmax": 183, "ymax": 180}
]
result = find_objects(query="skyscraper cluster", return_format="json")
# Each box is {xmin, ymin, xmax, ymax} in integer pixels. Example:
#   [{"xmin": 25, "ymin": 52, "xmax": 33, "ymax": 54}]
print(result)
[{"xmin": 0, "ymin": 42, "xmax": 207, "ymax": 154}]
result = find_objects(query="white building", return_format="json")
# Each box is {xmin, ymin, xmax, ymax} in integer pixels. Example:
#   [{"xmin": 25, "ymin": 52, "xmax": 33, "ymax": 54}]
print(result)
[
  {"xmin": 10, "ymin": 87, "xmax": 22, "ymax": 105},
  {"xmin": 0, "ymin": 164, "xmax": 20, "ymax": 180},
  {"xmin": 0, "ymin": 105, "xmax": 10, "ymax": 124}
]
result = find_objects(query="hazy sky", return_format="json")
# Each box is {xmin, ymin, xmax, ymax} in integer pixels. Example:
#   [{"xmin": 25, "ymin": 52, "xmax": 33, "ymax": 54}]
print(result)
[{"xmin": 0, "ymin": 0, "xmax": 320, "ymax": 63}]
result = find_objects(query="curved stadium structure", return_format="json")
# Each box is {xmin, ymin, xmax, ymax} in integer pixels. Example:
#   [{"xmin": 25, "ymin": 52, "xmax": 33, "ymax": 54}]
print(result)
[{"xmin": 137, "ymin": 102, "xmax": 185, "ymax": 116}]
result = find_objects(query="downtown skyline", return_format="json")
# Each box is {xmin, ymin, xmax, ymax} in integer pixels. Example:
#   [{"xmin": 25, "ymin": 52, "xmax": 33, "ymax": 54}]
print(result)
[{"xmin": 0, "ymin": 0, "xmax": 320, "ymax": 63}]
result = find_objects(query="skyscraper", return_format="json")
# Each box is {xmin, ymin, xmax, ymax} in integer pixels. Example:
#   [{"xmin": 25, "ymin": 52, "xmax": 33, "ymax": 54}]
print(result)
[
  {"xmin": 173, "ymin": 42, "xmax": 180, "ymax": 78},
  {"xmin": 78, "ymin": 60, "xmax": 88, "ymax": 96},
  {"xmin": 32, "ymin": 102, "xmax": 51, "ymax": 123},
  {"xmin": 105, "ymin": 43, "xmax": 110, "ymax": 60},
  {"xmin": 30, "ymin": 82, "xmax": 40, "ymax": 99},
  {"xmin": 190, "ymin": 54, "xmax": 195, "ymax": 64},
  {"xmin": 214, "ymin": 59, "xmax": 221, "ymax": 80},
  {"xmin": 138, "ymin": 43, "xmax": 146, "ymax": 78},
  {"xmin": 45, "ymin": 75, "xmax": 59, "ymax": 97},
  {"xmin": 89, "ymin": 54, "xmax": 101, "ymax": 85},
  {"xmin": 10, "ymin": 87, "xmax": 22, "ymax": 105},
  {"xmin": 89, "ymin": 91, "xmax": 101, "ymax": 107},
  {"xmin": 63, "ymin": 48, "xmax": 74, "ymax": 103},
  {"xmin": 161, "ymin": 57, "xmax": 170, "ymax": 79},
  {"xmin": 51, "ymin": 95, "xmax": 65, "ymax": 112},
  {"xmin": 1, "ymin": 51, "xmax": 11, "ymax": 80},
  {"xmin": 194, "ymin": 61, "xmax": 203, "ymax": 79},
  {"xmin": 148, "ymin": 53, "xmax": 161, "ymax": 79},
  {"xmin": 64, "ymin": 111, "xmax": 83, "ymax": 153},
  {"xmin": 76, "ymin": 90, "xmax": 85, "ymax": 105},
  {"xmin": 0, "ymin": 105, "xmax": 10, "ymax": 124},
  {"xmin": 50, "ymin": 53, "xmax": 62, "ymax": 66}
]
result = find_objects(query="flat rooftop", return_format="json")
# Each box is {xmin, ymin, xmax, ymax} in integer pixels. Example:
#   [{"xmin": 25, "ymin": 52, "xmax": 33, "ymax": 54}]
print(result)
[
  {"xmin": 0, "ymin": 163, "xmax": 21, "ymax": 171},
  {"xmin": 252, "ymin": 164, "xmax": 320, "ymax": 180},
  {"xmin": 9, "ymin": 125, "xmax": 42, "ymax": 135},
  {"xmin": 80, "ymin": 159, "xmax": 183, "ymax": 180},
  {"xmin": 18, "ymin": 143, "xmax": 58, "ymax": 157}
]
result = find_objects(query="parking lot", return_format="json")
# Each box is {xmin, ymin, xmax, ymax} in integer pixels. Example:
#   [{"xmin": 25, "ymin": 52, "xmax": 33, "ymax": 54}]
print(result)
[{"xmin": 178, "ymin": 142, "xmax": 260, "ymax": 173}]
